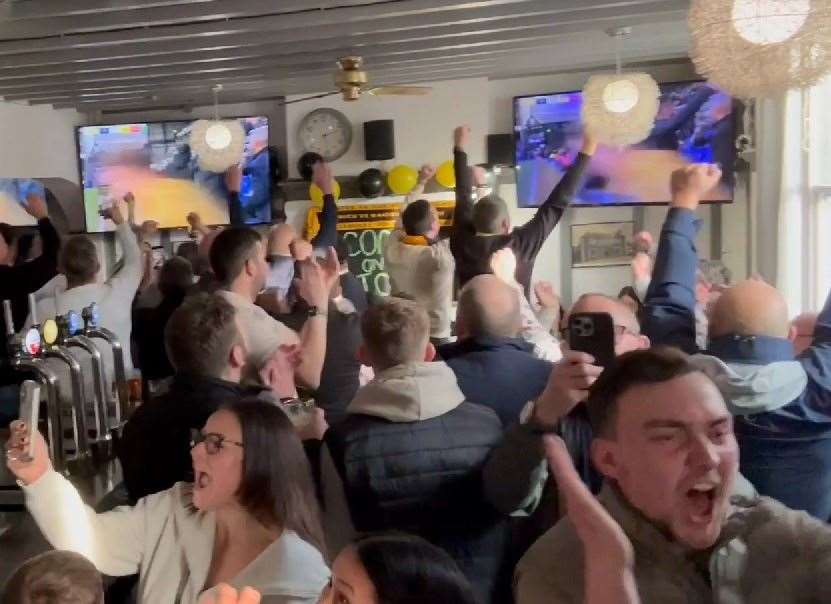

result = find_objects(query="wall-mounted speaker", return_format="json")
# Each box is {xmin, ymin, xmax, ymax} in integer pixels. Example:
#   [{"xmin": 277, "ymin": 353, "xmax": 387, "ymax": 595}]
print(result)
[
  {"xmin": 487, "ymin": 133, "xmax": 514, "ymax": 166},
  {"xmin": 364, "ymin": 120, "xmax": 395, "ymax": 161}
]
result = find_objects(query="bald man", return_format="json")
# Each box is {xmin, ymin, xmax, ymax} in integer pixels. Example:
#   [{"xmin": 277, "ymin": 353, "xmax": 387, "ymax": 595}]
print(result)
[
  {"xmin": 439, "ymin": 275, "xmax": 553, "ymax": 425},
  {"xmin": 643, "ymin": 164, "xmax": 831, "ymax": 520}
]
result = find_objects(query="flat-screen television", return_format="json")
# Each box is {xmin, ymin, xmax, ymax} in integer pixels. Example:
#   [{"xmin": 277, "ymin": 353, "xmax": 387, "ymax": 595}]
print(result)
[
  {"xmin": 77, "ymin": 117, "xmax": 271, "ymax": 232},
  {"xmin": 513, "ymin": 81, "xmax": 737, "ymax": 207}
]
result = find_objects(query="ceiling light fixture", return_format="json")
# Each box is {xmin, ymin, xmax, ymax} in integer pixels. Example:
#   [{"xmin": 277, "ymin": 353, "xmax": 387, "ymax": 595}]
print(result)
[
  {"xmin": 189, "ymin": 84, "xmax": 245, "ymax": 172},
  {"xmin": 581, "ymin": 27, "xmax": 661, "ymax": 146},
  {"xmin": 689, "ymin": 0, "xmax": 831, "ymax": 98}
]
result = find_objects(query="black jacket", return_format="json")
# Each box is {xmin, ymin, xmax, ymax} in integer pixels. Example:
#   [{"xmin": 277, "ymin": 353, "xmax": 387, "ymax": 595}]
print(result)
[
  {"xmin": 325, "ymin": 399, "xmax": 511, "ymax": 603},
  {"xmin": 117, "ymin": 373, "xmax": 268, "ymax": 502},
  {"xmin": 439, "ymin": 335, "xmax": 552, "ymax": 426},
  {"xmin": 132, "ymin": 293, "xmax": 186, "ymax": 382},
  {"xmin": 450, "ymin": 148, "xmax": 589, "ymax": 297},
  {"xmin": 0, "ymin": 217, "xmax": 60, "ymax": 385}
]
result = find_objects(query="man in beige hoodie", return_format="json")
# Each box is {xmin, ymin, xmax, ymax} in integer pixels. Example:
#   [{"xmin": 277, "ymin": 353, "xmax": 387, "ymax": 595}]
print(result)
[
  {"xmin": 318, "ymin": 297, "xmax": 510, "ymax": 604},
  {"xmin": 383, "ymin": 165, "xmax": 455, "ymax": 344}
]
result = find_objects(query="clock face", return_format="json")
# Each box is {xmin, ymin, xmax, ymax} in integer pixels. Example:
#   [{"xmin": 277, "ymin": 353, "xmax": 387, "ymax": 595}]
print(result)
[{"xmin": 298, "ymin": 108, "xmax": 352, "ymax": 162}]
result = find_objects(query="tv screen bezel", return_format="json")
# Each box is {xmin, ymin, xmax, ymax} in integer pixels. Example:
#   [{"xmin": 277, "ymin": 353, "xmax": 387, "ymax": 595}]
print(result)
[
  {"xmin": 511, "ymin": 79, "xmax": 739, "ymax": 208},
  {"xmin": 74, "ymin": 115, "xmax": 272, "ymax": 234}
]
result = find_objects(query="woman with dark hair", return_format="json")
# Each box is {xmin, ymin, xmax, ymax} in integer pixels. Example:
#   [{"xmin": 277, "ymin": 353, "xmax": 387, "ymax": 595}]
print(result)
[
  {"xmin": 6, "ymin": 399, "xmax": 329, "ymax": 604},
  {"xmin": 319, "ymin": 534, "xmax": 477, "ymax": 604}
]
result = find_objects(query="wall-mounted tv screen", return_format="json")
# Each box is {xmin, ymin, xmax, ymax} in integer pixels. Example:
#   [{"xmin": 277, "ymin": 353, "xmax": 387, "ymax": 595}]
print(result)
[
  {"xmin": 513, "ymin": 81, "xmax": 736, "ymax": 207},
  {"xmin": 78, "ymin": 117, "xmax": 271, "ymax": 233}
]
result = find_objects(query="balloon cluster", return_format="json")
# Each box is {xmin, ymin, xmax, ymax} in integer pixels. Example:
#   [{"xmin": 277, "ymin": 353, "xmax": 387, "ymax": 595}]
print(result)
[{"xmin": 306, "ymin": 160, "xmax": 459, "ymax": 202}]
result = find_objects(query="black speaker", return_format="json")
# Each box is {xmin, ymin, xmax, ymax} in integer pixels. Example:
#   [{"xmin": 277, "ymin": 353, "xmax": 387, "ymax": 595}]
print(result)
[
  {"xmin": 487, "ymin": 133, "xmax": 514, "ymax": 166},
  {"xmin": 364, "ymin": 120, "xmax": 395, "ymax": 161}
]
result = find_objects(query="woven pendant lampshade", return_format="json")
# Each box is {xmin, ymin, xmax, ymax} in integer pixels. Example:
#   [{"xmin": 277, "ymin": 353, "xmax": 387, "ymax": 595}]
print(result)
[
  {"xmin": 689, "ymin": 0, "xmax": 831, "ymax": 98},
  {"xmin": 582, "ymin": 73, "xmax": 661, "ymax": 146},
  {"xmin": 581, "ymin": 28, "xmax": 661, "ymax": 147},
  {"xmin": 189, "ymin": 84, "xmax": 246, "ymax": 172}
]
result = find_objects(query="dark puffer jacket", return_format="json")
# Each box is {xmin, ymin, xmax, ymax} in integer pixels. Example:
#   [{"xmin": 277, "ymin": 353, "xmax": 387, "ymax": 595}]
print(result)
[{"xmin": 320, "ymin": 361, "xmax": 512, "ymax": 604}]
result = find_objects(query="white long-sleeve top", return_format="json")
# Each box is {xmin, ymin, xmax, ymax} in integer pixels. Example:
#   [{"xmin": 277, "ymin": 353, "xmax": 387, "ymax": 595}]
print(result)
[
  {"xmin": 27, "ymin": 222, "xmax": 143, "ymax": 374},
  {"xmin": 22, "ymin": 471, "xmax": 329, "ymax": 604}
]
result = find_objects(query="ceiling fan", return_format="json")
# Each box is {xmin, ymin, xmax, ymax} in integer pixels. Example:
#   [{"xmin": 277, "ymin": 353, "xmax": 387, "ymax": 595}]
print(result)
[{"xmin": 281, "ymin": 56, "xmax": 432, "ymax": 105}]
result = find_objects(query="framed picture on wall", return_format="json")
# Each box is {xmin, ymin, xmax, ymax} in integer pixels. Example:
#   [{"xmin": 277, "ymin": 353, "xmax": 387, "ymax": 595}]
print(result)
[{"xmin": 571, "ymin": 221, "xmax": 635, "ymax": 268}]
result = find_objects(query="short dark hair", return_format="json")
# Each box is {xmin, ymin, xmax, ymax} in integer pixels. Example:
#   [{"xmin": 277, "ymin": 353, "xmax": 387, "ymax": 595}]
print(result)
[
  {"xmin": 164, "ymin": 293, "xmax": 240, "ymax": 377},
  {"xmin": 225, "ymin": 399, "xmax": 325, "ymax": 556},
  {"xmin": 158, "ymin": 256, "xmax": 194, "ymax": 299},
  {"xmin": 2, "ymin": 551, "xmax": 103, "ymax": 604},
  {"xmin": 361, "ymin": 297, "xmax": 429, "ymax": 370},
  {"xmin": 209, "ymin": 227, "xmax": 262, "ymax": 284},
  {"xmin": 586, "ymin": 347, "xmax": 701, "ymax": 437},
  {"xmin": 401, "ymin": 199, "xmax": 433, "ymax": 236},
  {"xmin": 175, "ymin": 240, "xmax": 199, "ymax": 265},
  {"xmin": 352, "ymin": 533, "xmax": 477, "ymax": 604},
  {"xmin": 61, "ymin": 235, "xmax": 99, "ymax": 284},
  {"xmin": 472, "ymin": 194, "xmax": 509, "ymax": 233}
]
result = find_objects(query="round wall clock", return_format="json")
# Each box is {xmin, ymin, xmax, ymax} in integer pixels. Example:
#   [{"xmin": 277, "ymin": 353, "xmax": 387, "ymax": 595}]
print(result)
[{"xmin": 297, "ymin": 108, "xmax": 352, "ymax": 162}]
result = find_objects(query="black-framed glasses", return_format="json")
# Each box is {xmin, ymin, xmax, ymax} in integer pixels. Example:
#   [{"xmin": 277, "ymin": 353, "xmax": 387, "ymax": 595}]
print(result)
[{"xmin": 189, "ymin": 429, "xmax": 243, "ymax": 455}]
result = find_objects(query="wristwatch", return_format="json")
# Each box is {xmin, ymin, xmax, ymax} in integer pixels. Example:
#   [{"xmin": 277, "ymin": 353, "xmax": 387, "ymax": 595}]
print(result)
[{"xmin": 307, "ymin": 305, "xmax": 328, "ymax": 319}]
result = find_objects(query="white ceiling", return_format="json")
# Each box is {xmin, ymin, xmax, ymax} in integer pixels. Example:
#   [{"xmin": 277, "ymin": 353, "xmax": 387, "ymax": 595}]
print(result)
[{"xmin": 0, "ymin": 0, "xmax": 692, "ymax": 112}]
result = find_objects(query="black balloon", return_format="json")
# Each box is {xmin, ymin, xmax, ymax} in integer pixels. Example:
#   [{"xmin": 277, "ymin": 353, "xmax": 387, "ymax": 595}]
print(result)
[
  {"xmin": 297, "ymin": 152, "xmax": 324, "ymax": 181},
  {"xmin": 358, "ymin": 168, "xmax": 385, "ymax": 198}
]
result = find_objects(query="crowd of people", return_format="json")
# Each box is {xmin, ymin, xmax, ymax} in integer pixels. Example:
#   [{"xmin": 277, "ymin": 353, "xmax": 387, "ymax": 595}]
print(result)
[{"xmin": 0, "ymin": 122, "xmax": 829, "ymax": 604}]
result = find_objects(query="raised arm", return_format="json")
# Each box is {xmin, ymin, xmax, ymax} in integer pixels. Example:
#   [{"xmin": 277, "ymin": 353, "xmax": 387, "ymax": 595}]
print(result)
[
  {"xmin": 292, "ymin": 248, "xmax": 341, "ymax": 389},
  {"xmin": 310, "ymin": 161, "xmax": 338, "ymax": 249},
  {"xmin": 392, "ymin": 165, "xmax": 435, "ymax": 232},
  {"xmin": 642, "ymin": 165, "xmax": 721, "ymax": 354},
  {"xmin": 7, "ymin": 421, "xmax": 146, "ymax": 577},
  {"xmin": 800, "ymin": 286, "xmax": 831, "ymax": 416},
  {"xmin": 483, "ymin": 351, "xmax": 602, "ymax": 514},
  {"xmin": 225, "ymin": 164, "xmax": 244, "ymax": 226},
  {"xmin": 451, "ymin": 125, "xmax": 474, "ymax": 235},
  {"xmin": 10, "ymin": 193, "xmax": 61, "ymax": 294},
  {"xmin": 105, "ymin": 196, "xmax": 143, "ymax": 294},
  {"xmin": 511, "ymin": 134, "xmax": 596, "ymax": 260}
]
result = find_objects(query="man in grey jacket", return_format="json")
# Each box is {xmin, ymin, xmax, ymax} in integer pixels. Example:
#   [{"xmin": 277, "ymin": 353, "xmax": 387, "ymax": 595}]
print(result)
[{"xmin": 514, "ymin": 347, "xmax": 831, "ymax": 604}]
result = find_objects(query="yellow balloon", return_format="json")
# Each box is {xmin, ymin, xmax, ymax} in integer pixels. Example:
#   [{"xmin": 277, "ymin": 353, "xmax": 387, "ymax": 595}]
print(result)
[
  {"xmin": 436, "ymin": 160, "xmax": 456, "ymax": 188},
  {"xmin": 387, "ymin": 165, "xmax": 418, "ymax": 195},
  {"xmin": 309, "ymin": 179, "xmax": 341, "ymax": 205}
]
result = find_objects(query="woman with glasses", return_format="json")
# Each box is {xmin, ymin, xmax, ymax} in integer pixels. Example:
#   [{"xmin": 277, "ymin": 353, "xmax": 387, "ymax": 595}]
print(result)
[{"xmin": 5, "ymin": 398, "xmax": 329, "ymax": 604}]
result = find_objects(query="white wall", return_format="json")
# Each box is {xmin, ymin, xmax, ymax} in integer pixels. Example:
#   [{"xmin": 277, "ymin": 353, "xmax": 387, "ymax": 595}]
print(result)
[
  {"xmin": 284, "ymin": 78, "xmax": 489, "ymax": 178},
  {"xmin": 0, "ymin": 102, "xmax": 82, "ymax": 182}
]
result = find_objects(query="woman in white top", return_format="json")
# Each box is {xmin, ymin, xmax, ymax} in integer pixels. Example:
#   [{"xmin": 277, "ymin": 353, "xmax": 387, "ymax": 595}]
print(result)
[{"xmin": 6, "ymin": 399, "xmax": 329, "ymax": 604}]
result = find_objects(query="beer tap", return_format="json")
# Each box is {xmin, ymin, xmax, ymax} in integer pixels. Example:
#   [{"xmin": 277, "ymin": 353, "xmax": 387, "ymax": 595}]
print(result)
[
  {"xmin": 3, "ymin": 299, "xmax": 66, "ymax": 473},
  {"xmin": 58, "ymin": 311, "xmax": 112, "ymax": 446},
  {"xmin": 38, "ymin": 308, "xmax": 91, "ymax": 463},
  {"xmin": 82, "ymin": 303, "xmax": 130, "ymax": 430}
]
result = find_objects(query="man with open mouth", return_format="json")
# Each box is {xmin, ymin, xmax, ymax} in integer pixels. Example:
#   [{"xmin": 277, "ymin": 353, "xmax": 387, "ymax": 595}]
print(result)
[{"xmin": 515, "ymin": 347, "xmax": 831, "ymax": 604}]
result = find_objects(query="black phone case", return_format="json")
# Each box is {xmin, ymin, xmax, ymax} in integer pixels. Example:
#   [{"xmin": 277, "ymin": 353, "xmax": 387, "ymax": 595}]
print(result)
[{"xmin": 568, "ymin": 312, "xmax": 617, "ymax": 369}]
